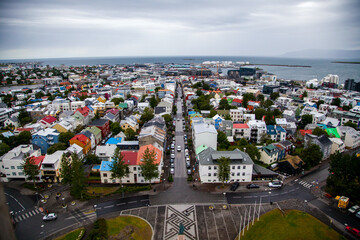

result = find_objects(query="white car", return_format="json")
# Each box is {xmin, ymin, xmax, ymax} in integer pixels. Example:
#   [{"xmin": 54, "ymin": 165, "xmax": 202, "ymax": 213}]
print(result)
[
  {"xmin": 171, "ymin": 154, "xmax": 175, "ymax": 159},
  {"xmin": 170, "ymin": 168, "xmax": 175, "ymax": 175},
  {"xmin": 268, "ymin": 181, "xmax": 283, "ymax": 188},
  {"xmin": 171, "ymin": 144, "xmax": 175, "ymax": 149},
  {"xmin": 43, "ymin": 213, "xmax": 57, "ymax": 221},
  {"xmin": 177, "ymin": 146, "xmax": 181, "ymax": 152}
]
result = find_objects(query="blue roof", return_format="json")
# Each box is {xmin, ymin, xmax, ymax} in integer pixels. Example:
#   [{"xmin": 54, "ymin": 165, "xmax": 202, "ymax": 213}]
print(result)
[
  {"xmin": 275, "ymin": 125, "xmax": 286, "ymax": 132},
  {"xmin": 317, "ymin": 124, "xmax": 327, "ymax": 129},
  {"xmin": 87, "ymin": 105, "xmax": 94, "ymax": 111},
  {"xmin": 106, "ymin": 137, "xmax": 122, "ymax": 145},
  {"xmin": 2, "ymin": 131, "xmax": 14, "ymax": 138},
  {"xmin": 266, "ymin": 125, "xmax": 277, "ymax": 135},
  {"xmin": 100, "ymin": 160, "xmax": 112, "ymax": 171}
]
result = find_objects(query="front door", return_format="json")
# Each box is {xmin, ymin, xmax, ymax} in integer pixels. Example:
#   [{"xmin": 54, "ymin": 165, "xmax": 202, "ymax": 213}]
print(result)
[{"xmin": 134, "ymin": 174, "xmax": 137, "ymax": 183}]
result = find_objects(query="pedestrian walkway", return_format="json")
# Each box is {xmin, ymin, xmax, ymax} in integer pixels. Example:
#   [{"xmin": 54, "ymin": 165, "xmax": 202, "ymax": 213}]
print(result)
[
  {"xmin": 295, "ymin": 179, "xmax": 313, "ymax": 189},
  {"xmin": 14, "ymin": 207, "xmax": 42, "ymax": 223},
  {"xmin": 65, "ymin": 208, "xmax": 97, "ymax": 225}
]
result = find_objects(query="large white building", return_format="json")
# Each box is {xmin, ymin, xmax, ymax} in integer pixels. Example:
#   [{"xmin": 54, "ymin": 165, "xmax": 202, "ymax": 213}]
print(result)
[
  {"xmin": 247, "ymin": 120, "xmax": 267, "ymax": 143},
  {"xmin": 1, "ymin": 145, "xmax": 41, "ymax": 182},
  {"xmin": 192, "ymin": 123, "xmax": 218, "ymax": 151},
  {"xmin": 197, "ymin": 148, "xmax": 253, "ymax": 183}
]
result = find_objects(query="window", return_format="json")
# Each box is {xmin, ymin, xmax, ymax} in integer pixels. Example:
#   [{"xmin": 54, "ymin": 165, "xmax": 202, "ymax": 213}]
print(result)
[
  {"xmin": 208, "ymin": 173, "xmax": 211, "ymax": 176},
  {"xmin": 214, "ymin": 173, "xmax": 217, "ymax": 177},
  {"xmin": 242, "ymin": 172, "xmax": 245, "ymax": 176},
  {"xmin": 232, "ymin": 166, "xmax": 235, "ymax": 169},
  {"xmin": 12, "ymin": 172, "xmax": 16, "ymax": 176},
  {"xmin": 104, "ymin": 179, "xmax": 108, "ymax": 183},
  {"xmin": 127, "ymin": 180, "xmax": 130, "ymax": 183},
  {"xmin": 231, "ymin": 173, "xmax": 235, "ymax": 176},
  {"xmin": 133, "ymin": 167, "xmax": 136, "ymax": 171},
  {"xmin": 11, "ymin": 166, "xmax": 15, "ymax": 169},
  {"xmin": 112, "ymin": 179, "xmax": 116, "ymax": 183},
  {"xmin": 237, "ymin": 172, "xmax": 240, "ymax": 176},
  {"xmin": 103, "ymin": 173, "xmax": 107, "ymax": 177},
  {"xmin": 208, "ymin": 166, "xmax": 211, "ymax": 170},
  {"xmin": 237, "ymin": 166, "xmax": 240, "ymax": 169},
  {"xmin": 17, "ymin": 166, "xmax": 23, "ymax": 169},
  {"xmin": 18, "ymin": 172, "xmax": 24, "ymax": 176},
  {"xmin": 243, "ymin": 166, "xmax": 246, "ymax": 169}
]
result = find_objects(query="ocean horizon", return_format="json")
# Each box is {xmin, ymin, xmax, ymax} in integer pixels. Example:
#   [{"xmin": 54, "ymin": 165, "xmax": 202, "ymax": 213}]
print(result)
[{"xmin": 1, "ymin": 55, "xmax": 359, "ymax": 83}]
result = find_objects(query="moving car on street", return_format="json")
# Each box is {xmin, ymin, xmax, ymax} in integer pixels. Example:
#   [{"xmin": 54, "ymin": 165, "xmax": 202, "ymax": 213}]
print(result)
[
  {"xmin": 246, "ymin": 184, "xmax": 260, "ymax": 189},
  {"xmin": 43, "ymin": 213, "xmax": 57, "ymax": 221},
  {"xmin": 268, "ymin": 181, "xmax": 283, "ymax": 188}
]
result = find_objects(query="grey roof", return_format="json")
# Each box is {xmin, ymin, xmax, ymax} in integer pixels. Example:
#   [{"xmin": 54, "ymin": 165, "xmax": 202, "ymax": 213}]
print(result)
[
  {"xmin": 89, "ymin": 119, "xmax": 109, "ymax": 126},
  {"xmin": 193, "ymin": 123, "xmax": 217, "ymax": 135},
  {"xmin": 318, "ymin": 135, "xmax": 332, "ymax": 146},
  {"xmin": 9, "ymin": 116, "xmax": 19, "ymax": 122},
  {"xmin": 279, "ymin": 140, "xmax": 292, "ymax": 147},
  {"xmin": 222, "ymin": 120, "xmax": 233, "ymax": 127},
  {"xmin": 252, "ymin": 164, "xmax": 278, "ymax": 176},
  {"xmin": 81, "ymin": 130, "xmax": 93, "ymax": 139},
  {"xmin": 198, "ymin": 148, "xmax": 254, "ymax": 166}
]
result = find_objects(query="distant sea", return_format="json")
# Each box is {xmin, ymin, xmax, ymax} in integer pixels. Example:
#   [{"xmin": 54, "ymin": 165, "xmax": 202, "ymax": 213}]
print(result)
[{"xmin": 1, "ymin": 56, "xmax": 359, "ymax": 84}]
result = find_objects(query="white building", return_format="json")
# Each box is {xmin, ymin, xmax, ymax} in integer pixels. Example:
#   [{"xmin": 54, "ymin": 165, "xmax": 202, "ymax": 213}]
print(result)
[
  {"xmin": 192, "ymin": 123, "xmax": 218, "ymax": 151},
  {"xmin": 1, "ymin": 145, "xmax": 41, "ymax": 182},
  {"xmin": 197, "ymin": 148, "xmax": 253, "ymax": 183},
  {"xmin": 40, "ymin": 150, "xmax": 65, "ymax": 182},
  {"xmin": 329, "ymin": 138, "xmax": 345, "ymax": 154},
  {"xmin": 70, "ymin": 101, "xmax": 85, "ymax": 111},
  {"xmin": 230, "ymin": 108, "xmax": 246, "ymax": 122},
  {"xmin": 95, "ymin": 145, "xmax": 117, "ymax": 161},
  {"xmin": 247, "ymin": 120, "xmax": 267, "ymax": 143}
]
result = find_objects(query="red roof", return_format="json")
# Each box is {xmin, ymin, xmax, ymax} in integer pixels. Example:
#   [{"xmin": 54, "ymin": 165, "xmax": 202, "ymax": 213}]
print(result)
[
  {"xmin": 106, "ymin": 108, "xmax": 119, "ymax": 115},
  {"xmin": 300, "ymin": 129, "xmax": 312, "ymax": 136},
  {"xmin": 76, "ymin": 106, "xmax": 91, "ymax": 117},
  {"xmin": 15, "ymin": 128, "xmax": 33, "ymax": 132},
  {"xmin": 29, "ymin": 156, "xmax": 45, "ymax": 168},
  {"xmin": 232, "ymin": 99, "xmax": 243, "ymax": 103},
  {"xmin": 121, "ymin": 151, "xmax": 138, "ymax": 165},
  {"xmin": 71, "ymin": 134, "xmax": 89, "ymax": 144},
  {"xmin": 233, "ymin": 123, "xmax": 249, "ymax": 129},
  {"xmin": 41, "ymin": 115, "xmax": 57, "ymax": 124}
]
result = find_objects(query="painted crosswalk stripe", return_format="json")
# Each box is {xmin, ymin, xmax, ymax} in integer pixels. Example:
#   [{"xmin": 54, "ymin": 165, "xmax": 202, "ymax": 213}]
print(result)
[
  {"xmin": 28, "ymin": 211, "xmax": 33, "ymax": 217},
  {"xmin": 24, "ymin": 213, "xmax": 29, "ymax": 218},
  {"xmin": 35, "ymin": 209, "xmax": 40, "ymax": 214}
]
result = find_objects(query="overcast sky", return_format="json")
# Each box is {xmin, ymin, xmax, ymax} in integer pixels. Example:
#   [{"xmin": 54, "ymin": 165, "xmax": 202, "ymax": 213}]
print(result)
[{"xmin": 0, "ymin": 0, "xmax": 359, "ymax": 59}]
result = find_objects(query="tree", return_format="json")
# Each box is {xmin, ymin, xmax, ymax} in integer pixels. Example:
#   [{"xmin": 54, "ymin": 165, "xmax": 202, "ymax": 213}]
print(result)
[
  {"xmin": 242, "ymin": 93, "xmax": 255, "ymax": 108},
  {"xmin": 300, "ymin": 144, "xmax": 323, "ymax": 169},
  {"xmin": 59, "ymin": 132, "xmax": 75, "ymax": 146},
  {"xmin": 163, "ymin": 114, "xmax": 172, "ymax": 127},
  {"xmin": 217, "ymin": 131, "xmax": 230, "ymax": 150},
  {"xmin": 17, "ymin": 131, "xmax": 32, "ymax": 145},
  {"xmin": 35, "ymin": 91, "xmax": 44, "ymax": 99},
  {"xmin": 208, "ymin": 109, "xmax": 217, "ymax": 118},
  {"xmin": 326, "ymin": 152, "xmax": 360, "ymax": 201},
  {"xmin": 85, "ymin": 154, "xmax": 100, "ymax": 164},
  {"xmin": 302, "ymin": 91, "xmax": 308, "ymax": 98},
  {"xmin": 0, "ymin": 142, "xmax": 10, "ymax": 156},
  {"xmin": 217, "ymin": 157, "xmax": 230, "ymax": 187},
  {"xmin": 111, "ymin": 98, "xmax": 124, "ymax": 105},
  {"xmin": 243, "ymin": 144, "xmax": 261, "ymax": 162},
  {"xmin": 270, "ymin": 92, "xmax": 280, "ymax": 101},
  {"xmin": 312, "ymin": 127, "xmax": 328, "ymax": 137},
  {"xmin": 224, "ymin": 114, "xmax": 232, "ymax": 120},
  {"xmin": 18, "ymin": 109, "xmax": 31, "ymax": 126},
  {"xmin": 60, "ymin": 154, "xmax": 72, "ymax": 184},
  {"xmin": 256, "ymin": 94, "xmax": 264, "ymax": 102},
  {"xmin": 262, "ymin": 99, "xmax": 274, "ymax": 108},
  {"xmin": 316, "ymin": 100, "xmax": 324, "ymax": 108},
  {"xmin": 196, "ymin": 89, "xmax": 203, "ymax": 96},
  {"xmin": 149, "ymin": 96, "xmax": 158, "ymax": 109},
  {"xmin": 140, "ymin": 107, "xmax": 154, "ymax": 126},
  {"xmin": 47, "ymin": 143, "xmax": 67, "ymax": 154},
  {"xmin": 70, "ymin": 154, "xmax": 86, "ymax": 199},
  {"xmin": 331, "ymin": 97, "xmax": 341, "ymax": 107},
  {"xmin": 74, "ymin": 125, "xmax": 84, "ymax": 134},
  {"xmin": 139, "ymin": 147, "xmax": 159, "ymax": 186},
  {"xmin": 110, "ymin": 148, "xmax": 130, "ymax": 198},
  {"xmin": 110, "ymin": 122, "xmax": 122, "ymax": 135},
  {"xmin": 218, "ymin": 99, "xmax": 230, "ymax": 110},
  {"xmin": 125, "ymin": 128, "xmax": 136, "ymax": 140},
  {"xmin": 344, "ymin": 121, "xmax": 357, "ymax": 129},
  {"xmin": 22, "ymin": 157, "xmax": 40, "ymax": 188},
  {"xmin": 298, "ymin": 114, "xmax": 313, "ymax": 129},
  {"xmin": 254, "ymin": 108, "xmax": 267, "ymax": 120}
]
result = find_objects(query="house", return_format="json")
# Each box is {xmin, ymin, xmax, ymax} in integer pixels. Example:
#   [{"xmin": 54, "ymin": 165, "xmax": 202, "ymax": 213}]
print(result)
[
  {"xmin": 233, "ymin": 123, "xmax": 250, "ymax": 140},
  {"xmin": 84, "ymin": 126, "xmax": 102, "ymax": 145},
  {"xmin": 337, "ymin": 126, "xmax": 360, "ymax": 149},
  {"xmin": 100, "ymin": 151, "xmax": 138, "ymax": 184},
  {"xmin": 197, "ymin": 147, "xmax": 254, "ymax": 183},
  {"xmin": 220, "ymin": 120, "xmax": 233, "ymax": 137},
  {"xmin": 120, "ymin": 118, "xmax": 139, "ymax": 132},
  {"xmin": 230, "ymin": 108, "xmax": 247, "ymax": 122},
  {"xmin": 104, "ymin": 108, "xmax": 120, "ymax": 123},
  {"xmin": 192, "ymin": 123, "xmax": 218, "ymax": 151},
  {"xmin": 212, "ymin": 114, "xmax": 224, "ymax": 130},
  {"xmin": 95, "ymin": 145, "xmax": 117, "ymax": 161},
  {"xmin": 65, "ymin": 144, "xmax": 84, "ymax": 160},
  {"xmin": 252, "ymin": 164, "xmax": 279, "ymax": 181},
  {"xmin": 69, "ymin": 134, "xmax": 91, "ymax": 154},
  {"xmin": 88, "ymin": 119, "xmax": 110, "ymax": 139},
  {"xmin": 260, "ymin": 144, "xmax": 279, "ymax": 164},
  {"xmin": 143, "ymin": 116, "xmax": 166, "ymax": 131},
  {"xmin": 73, "ymin": 106, "xmax": 92, "ymax": 125},
  {"xmin": 4, "ymin": 117, "xmax": 19, "ymax": 128},
  {"xmin": 273, "ymin": 143, "xmax": 286, "ymax": 160},
  {"xmin": 1, "ymin": 144, "xmax": 41, "ymax": 182},
  {"xmin": 81, "ymin": 130, "xmax": 96, "ymax": 149},
  {"xmin": 40, "ymin": 115, "xmax": 57, "ymax": 128},
  {"xmin": 32, "ymin": 128, "xmax": 60, "ymax": 154},
  {"xmin": 157, "ymin": 101, "xmax": 172, "ymax": 114},
  {"xmin": 304, "ymin": 134, "xmax": 332, "ymax": 160},
  {"xmin": 52, "ymin": 120, "xmax": 74, "ymax": 133},
  {"xmin": 13, "ymin": 127, "xmax": 35, "ymax": 135},
  {"xmin": 138, "ymin": 102, "xmax": 150, "ymax": 112},
  {"xmin": 247, "ymin": 120, "xmax": 267, "ymax": 143},
  {"xmin": 321, "ymin": 117, "xmax": 340, "ymax": 128},
  {"xmin": 138, "ymin": 125, "xmax": 166, "ymax": 148},
  {"xmin": 136, "ymin": 144, "xmax": 163, "ymax": 183},
  {"xmin": 40, "ymin": 151, "xmax": 65, "ymax": 182},
  {"xmin": 279, "ymin": 140, "xmax": 293, "ymax": 154},
  {"xmin": 329, "ymin": 138, "xmax": 345, "ymax": 154},
  {"xmin": 277, "ymin": 155, "xmax": 305, "ymax": 175},
  {"xmin": 266, "ymin": 125, "xmax": 286, "ymax": 142}
]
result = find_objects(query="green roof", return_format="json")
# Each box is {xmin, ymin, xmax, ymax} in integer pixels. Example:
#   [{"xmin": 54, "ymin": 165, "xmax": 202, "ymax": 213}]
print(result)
[
  {"xmin": 196, "ymin": 144, "xmax": 208, "ymax": 155},
  {"xmin": 326, "ymin": 128, "xmax": 340, "ymax": 138},
  {"xmin": 227, "ymin": 98, "xmax": 233, "ymax": 104},
  {"xmin": 85, "ymin": 126, "xmax": 101, "ymax": 135},
  {"xmin": 118, "ymin": 103, "xmax": 128, "ymax": 109}
]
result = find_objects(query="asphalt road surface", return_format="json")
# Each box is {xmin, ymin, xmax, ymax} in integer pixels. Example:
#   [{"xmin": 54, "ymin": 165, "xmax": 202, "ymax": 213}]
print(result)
[{"xmin": 94, "ymin": 195, "xmax": 149, "ymax": 216}]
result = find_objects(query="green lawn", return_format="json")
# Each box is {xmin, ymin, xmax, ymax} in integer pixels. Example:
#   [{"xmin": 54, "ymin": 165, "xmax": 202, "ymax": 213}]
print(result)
[
  {"xmin": 86, "ymin": 186, "xmax": 119, "ymax": 195},
  {"xmin": 55, "ymin": 228, "xmax": 85, "ymax": 240},
  {"xmin": 106, "ymin": 215, "xmax": 152, "ymax": 240},
  {"xmin": 238, "ymin": 209, "xmax": 343, "ymax": 240}
]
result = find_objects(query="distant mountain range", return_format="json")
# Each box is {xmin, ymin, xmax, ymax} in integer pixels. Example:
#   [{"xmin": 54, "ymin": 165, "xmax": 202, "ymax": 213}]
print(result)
[{"xmin": 280, "ymin": 49, "xmax": 360, "ymax": 59}]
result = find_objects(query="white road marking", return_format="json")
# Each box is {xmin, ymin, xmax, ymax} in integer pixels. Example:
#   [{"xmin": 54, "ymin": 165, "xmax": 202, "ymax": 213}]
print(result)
[
  {"xmin": 28, "ymin": 211, "xmax": 33, "ymax": 217},
  {"xmin": 128, "ymin": 201, "xmax": 137, "ymax": 204},
  {"xmin": 96, "ymin": 207, "xmax": 102, "ymax": 210},
  {"xmin": 233, "ymin": 196, "xmax": 242, "ymax": 199},
  {"xmin": 24, "ymin": 213, "xmax": 29, "ymax": 218},
  {"xmin": 140, "ymin": 199, "xmax": 148, "ymax": 202},
  {"xmin": 243, "ymin": 196, "xmax": 253, "ymax": 198},
  {"xmin": 103, "ymin": 205, "xmax": 114, "ymax": 209},
  {"xmin": 4, "ymin": 193, "xmax": 25, "ymax": 210},
  {"xmin": 116, "ymin": 203, "xmax": 125, "ymax": 206}
]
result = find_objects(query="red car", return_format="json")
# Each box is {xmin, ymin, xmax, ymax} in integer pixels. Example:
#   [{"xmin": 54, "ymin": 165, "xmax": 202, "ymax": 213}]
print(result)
[{"xmin": 346, "ymin": 226, "xmax": 360, "ymax": 237}]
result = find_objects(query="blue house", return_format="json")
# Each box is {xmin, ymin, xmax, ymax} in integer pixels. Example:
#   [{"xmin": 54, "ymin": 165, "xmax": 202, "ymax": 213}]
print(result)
[
  {"xmin": 266, "ymin": 125, "xmax": 286, "ymax": 142},
  {"xmin": 212, "ymin": 114, "xmax": 224, "ymax": 130},
  {"xmin": 32, "ymin": 128, "xmax": 60, "ymax": 154}
]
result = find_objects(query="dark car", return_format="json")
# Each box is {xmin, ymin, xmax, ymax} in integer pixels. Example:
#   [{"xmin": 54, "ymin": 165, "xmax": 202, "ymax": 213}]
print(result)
[
  {"xmin": 230, "ymin": 182, "xmax": 240, "ymax": 191},
  {"xmin": 246, "ymin": 184, "xmax": 260, "ymax": 189}
]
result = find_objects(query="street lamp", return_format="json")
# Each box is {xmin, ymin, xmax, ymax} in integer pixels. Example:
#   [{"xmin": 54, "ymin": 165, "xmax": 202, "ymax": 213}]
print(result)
[{"xmin": 163, "ymin": 178, "xmax": 166, "ymax": 190}]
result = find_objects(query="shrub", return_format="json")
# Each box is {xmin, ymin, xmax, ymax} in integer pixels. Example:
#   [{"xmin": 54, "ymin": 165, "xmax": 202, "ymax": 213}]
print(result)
[
  {"xmin": 168, "ymin": 175, "xmax": 174, "ymax": 182},
  {"xmin": 187, "ymin": 176, "xmax": 193, "ymax": 182},
  {"xmin": 86, "ymin": 218, "xmax": 107, "ymax": 240}
]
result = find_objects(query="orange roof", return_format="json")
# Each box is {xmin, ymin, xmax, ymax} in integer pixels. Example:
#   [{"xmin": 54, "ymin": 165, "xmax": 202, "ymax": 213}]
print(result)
[
  {"xmin": 300, "ymin": 129, "xmax": 312, "ymax": 136},
  {"xmin": 137, "ymin": 145, "xmax": 162, "ymax": 165},
  {"xmin": 233, "ymin": 123, "xmax": 249, "ymax": 129}
]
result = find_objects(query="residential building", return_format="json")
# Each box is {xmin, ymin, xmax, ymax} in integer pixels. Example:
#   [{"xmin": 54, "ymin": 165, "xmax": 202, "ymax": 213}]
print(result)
[
  {"xmin": 157, "ymin": 101, "xmax": 172, "ymax": 114},
  {"xmin": 304, "ymin": 134, "xmax": 332, "ymax": 160},
  {"xmin": 69, "ymin": 134, "xmax": 91, "ymax": 154},
  {"xmin": 40, "ymin": 150, "xmax": 65, "ymax": 182},
  {"xmin": 136, "ymin": 144, "xmax": 163, "ymax": 183},
  {"xmin": 32, "ymin": 128, "xmax": 60, "ymax": 154},
  {"xmin": 266, "ymin": 125, "xmax": 286, "ymax": 142},
  {"xmin": 220, "ymin": 120, "xmax": 233, "ymax": 137},
  {"xmin": 233, "ymin": 123, "xmax": 250, "ymax": 140},
  {"xmin": 95, "ymin": 145, "xmax": 117, "ymax": 161},
  {"xmin": 88, "ymin": 119, "xmax": 110, "ymax": 139},
  {"xmin": 39, "ymin": 115, "xmax": 57, "ymax": 128},
  {"xmin": 329, "ymin": 138, "xmax": 345, "ymax": 154},
  {"xmin": 4, "ymin": 117, "xmax": 19, "ymax": 128},
  {"xmin": 84, "ymin": 126, "xmax": 102, "ymax": 145},
  {"xmin": 247, "ymin": 120, "xmax": 267, "ymax": 143},
  {"xmin": 277, "ymin": 155, "xmax": 304, "ymax": 175},
  {"xmin": 260, "ymin": 144, "xmax": 279, "ymax": 164},
  {"xmin": 120, "ymin": 118, "xmax": 139, "ymax": 132},
  {"xmin": 52, "ymin": 120, "xmax": 74, "ymax": 133},
  {"xmin": 197, "ymin": 148, "xmax": 253, "ymax": 183},
  {"xmin": 138, "ymin": 125, "xmax": 166, "ymax": 148},
  {"xmin": 192, "ymin": 123, "xmax": 218, "ymax": 151},
  {"xmin": 1, "ymin": 145, "xmax": 41, "ymax": 182},
  {"xmin": 229, "ymin": 108, "xmax": 246, "ymax": 122},
  {"xmin": 104, "ymin": 108, "xmax": 120, "ymax": 123}
]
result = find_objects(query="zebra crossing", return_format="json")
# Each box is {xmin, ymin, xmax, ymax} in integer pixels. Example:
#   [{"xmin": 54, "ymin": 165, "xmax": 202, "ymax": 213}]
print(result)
[
  {"xmin": 296, "ymin": 179, "xmax": 313, "ymax": 189},
  {"xmin": 14, "ymin": 208, "xmax": 42, "ymax": 223}
]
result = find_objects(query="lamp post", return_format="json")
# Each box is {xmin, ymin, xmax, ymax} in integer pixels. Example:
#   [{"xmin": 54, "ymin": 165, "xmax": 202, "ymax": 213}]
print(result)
[
  {"xmin": 163, "ymin": 178, "xmax": 166, "ymax": 190},
  {"xmin": 268, "ymin": 191, "xmax": 272, "ymax": 205}
]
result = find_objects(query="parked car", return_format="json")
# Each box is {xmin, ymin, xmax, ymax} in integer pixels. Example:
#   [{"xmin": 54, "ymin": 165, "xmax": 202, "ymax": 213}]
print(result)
[
  {"xmin": 356, "ymin": 211, "xmax": 360, "ymax": 219},
  {"xmin": 246, "ymin": 184, "xmax": 260, "ymax": 189},
  {"xmin": 268, "ymin": 181, "xmax": 283, "ymax": 188},
  {"xmin": 43, "ymin": 213, "xmax": 57, "ymax": 221},
  {"xmin": 348, "ymin": 205, "xmax": 360, "ymax": 214},
  {"xmin": 230, "ymin": 182, "xmax": 240, "ymax": 191},
  {"xmin": 170, "ymin": 163, "xmax": 174, "ymax": 168},
  {"xmin": 171, "ymin": 154, "xmax": 175, "ymax": 159},
  {"xmin": 170, "ymin": 158, "xmax": 174, "ymax": 163},
  {"xmin": 346, "ymin": 226, "xmax": 360, "ymax": 237},
  {"xmin": 170, "ymin": 168, "xmax": 175, "ymax": 175},
  {"xmin": 171, "ymin": 144, "xmax": 175, "ymax": 149},
  {"xmin": 171, "ymin": 149, "xmax": 175, "ymax": 154},
  {"xmin": 187, "ymin": 169, "xmax": 191, "ymax": 175}
]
